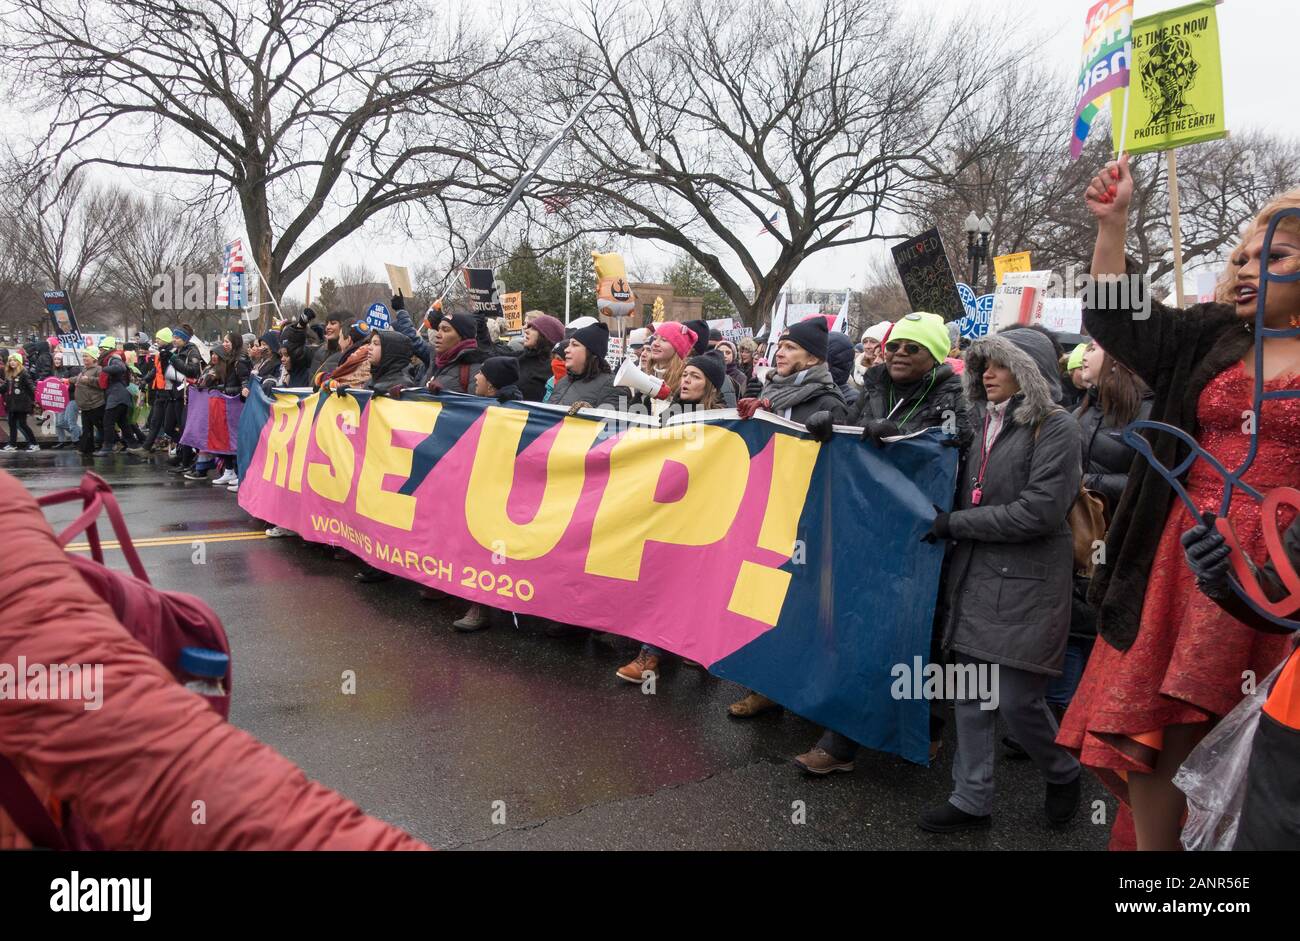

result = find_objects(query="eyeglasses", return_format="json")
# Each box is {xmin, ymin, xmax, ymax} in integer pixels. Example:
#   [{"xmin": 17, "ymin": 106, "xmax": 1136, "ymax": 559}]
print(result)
[{"xmin": 885, "ymin": 341, "xmax": 924, "ymax": 355}]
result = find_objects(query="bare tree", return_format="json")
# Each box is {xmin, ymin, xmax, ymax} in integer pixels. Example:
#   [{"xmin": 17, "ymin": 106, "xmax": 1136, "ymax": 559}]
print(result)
[
  {"xmin": 900, "ymin": 68, "xmax": 1300, "ymax": 295},
  {"xmin": 494, "ymin": 0, "xmax": 1024, "ymax": 327},
  {"xmin": 4, "ymin": 173, "xmax": 129, "ymax": 330},
  {"xmin": 335, "ymin": 262, "xmax": 384, "ymax": 317},
  {"xmin": 100, "ymin": 195, "xmax": 224, "ymax": 337},
  {"xmin": 3, "ymin": 0, "xmax": 533, "ymax": 327}
]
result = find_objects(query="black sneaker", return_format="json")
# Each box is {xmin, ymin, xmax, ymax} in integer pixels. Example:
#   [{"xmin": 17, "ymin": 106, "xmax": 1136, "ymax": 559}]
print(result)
[
  {"xmin": 354, "ymin": 566, "xmax": 394, "ymax": 584},
  {"xmin": 1045, "ymin": 776, "xmax": 1081, "ymax": 827},
  {"xmin": 918, "ymin": 802, "xmax": 992, "ymax": 834}
]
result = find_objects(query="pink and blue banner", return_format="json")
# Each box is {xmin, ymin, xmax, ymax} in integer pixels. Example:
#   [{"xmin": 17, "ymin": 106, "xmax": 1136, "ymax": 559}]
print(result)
[
  {"xmin": 182, "ymin": 388, "xmax": 244, "ymax": 455},
  {"xmin": 237, "ymin": 385, "xmax": 958, "ymax": 763}
]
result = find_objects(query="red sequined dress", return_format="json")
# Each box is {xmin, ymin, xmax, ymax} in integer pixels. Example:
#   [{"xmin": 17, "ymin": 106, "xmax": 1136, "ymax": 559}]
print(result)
[{"xmin": 1059, "ymin": 362, "xmax": 1299, "ymax": 797}]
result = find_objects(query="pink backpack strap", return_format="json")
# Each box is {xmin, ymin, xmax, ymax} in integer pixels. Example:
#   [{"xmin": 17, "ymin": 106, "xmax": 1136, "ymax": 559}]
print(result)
[{"xmin": 36, "ymin": 472, "xmax": 149, "ymax": 583}]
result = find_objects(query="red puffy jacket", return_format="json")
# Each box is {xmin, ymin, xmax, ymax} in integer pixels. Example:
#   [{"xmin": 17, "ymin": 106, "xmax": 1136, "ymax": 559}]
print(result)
[{"xmin": 0, "ymin": 470, "xmax": 427, "ymax": 850}]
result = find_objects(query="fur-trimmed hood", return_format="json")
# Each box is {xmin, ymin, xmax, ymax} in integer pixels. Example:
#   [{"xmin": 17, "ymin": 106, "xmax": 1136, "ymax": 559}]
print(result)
[{"xmin": 962, "ymin": 330, "xmax": 1062, "ymax": 426}]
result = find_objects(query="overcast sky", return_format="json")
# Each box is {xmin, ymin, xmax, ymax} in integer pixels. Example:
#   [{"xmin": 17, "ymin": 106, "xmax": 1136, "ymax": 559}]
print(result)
[
  {"xmin": 296, "ymin": 0, "xmax": 1288, "ymax": 305},
  {"xmin": 10, "ymin": 0, "xmax": 1290, "ymax": 305}
]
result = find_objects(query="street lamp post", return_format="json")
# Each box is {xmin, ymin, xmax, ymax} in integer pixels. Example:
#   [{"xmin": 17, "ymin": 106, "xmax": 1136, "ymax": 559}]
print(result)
[{"xmin": 963, "ymin": 212, "xmax": 993, "ymax": 292}]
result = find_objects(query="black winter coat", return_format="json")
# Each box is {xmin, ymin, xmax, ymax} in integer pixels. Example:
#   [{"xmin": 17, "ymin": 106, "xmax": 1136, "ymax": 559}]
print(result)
[
  {"xmin": 2, "ymin": 370, "xmax": 35, "ymax": 412},
  {"xmin": 1075, "ymin": 387, "xmax": 1154, "ymax": 511},
  {"xmin": 513, "ymin": 345, "xmax": 554, "ymax": 403},
  {"xmin": 854, "ymin": 362, "xmax": 972, "ymax": 451}
]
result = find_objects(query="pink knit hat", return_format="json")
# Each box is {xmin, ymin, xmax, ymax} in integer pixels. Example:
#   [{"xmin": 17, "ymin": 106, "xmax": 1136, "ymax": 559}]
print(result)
[{"xmin": 654, "ymin": 321, "xmax": 697, "ymax": 361}]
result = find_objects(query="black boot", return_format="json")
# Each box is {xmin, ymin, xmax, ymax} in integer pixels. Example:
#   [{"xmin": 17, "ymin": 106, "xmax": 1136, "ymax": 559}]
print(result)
[
  {"xmin": 354, "ymin": 566, "xmax": 394, "ymax": 584},
  {"xmin": 1045, "ymin": 776, "xmax": 1081, "ymax": 827},
  {"xmin": 918, "ymin": 802, "xmax": 992, "ymax": 834}
]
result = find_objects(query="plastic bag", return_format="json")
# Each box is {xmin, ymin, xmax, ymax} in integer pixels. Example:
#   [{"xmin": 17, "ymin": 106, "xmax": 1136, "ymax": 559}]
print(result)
[{"xmin": 1174, "ymin": 657, "xmax": 1286, "ymax": 851}]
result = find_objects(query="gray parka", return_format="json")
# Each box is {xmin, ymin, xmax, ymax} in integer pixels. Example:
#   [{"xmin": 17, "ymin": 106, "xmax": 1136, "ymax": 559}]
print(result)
[{"xmin": 942, "ymin": 331, "xmax": 1082, "ymax": 676}]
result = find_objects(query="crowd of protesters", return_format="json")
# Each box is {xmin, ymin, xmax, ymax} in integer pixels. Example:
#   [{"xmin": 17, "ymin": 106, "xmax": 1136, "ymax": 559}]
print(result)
[{"xmin": 4, "ymin": 158, "xmax": 1297, "ymax": 850}]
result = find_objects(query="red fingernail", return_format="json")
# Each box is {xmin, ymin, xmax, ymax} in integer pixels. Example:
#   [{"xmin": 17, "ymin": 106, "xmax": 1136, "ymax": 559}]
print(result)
[
  {"xmin": 1108, "ymin": 185, "xmax": 1117, "ymax": 196},
  {"xmin": 1111, "ymin": 168, "xmax": 1119, "ymax": 179}
]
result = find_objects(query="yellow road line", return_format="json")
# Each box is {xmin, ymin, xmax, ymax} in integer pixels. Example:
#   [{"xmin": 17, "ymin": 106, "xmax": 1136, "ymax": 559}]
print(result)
[{"xmin": 66, "ymin": 531, "xmax": 269, "ymax": 552}]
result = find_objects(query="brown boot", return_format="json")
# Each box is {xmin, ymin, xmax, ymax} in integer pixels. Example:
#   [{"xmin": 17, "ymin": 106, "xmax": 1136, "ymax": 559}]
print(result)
[
  {"xmin": 728, "ymin": 692, "xmax": 781, "ymax": 718},
  {"xmin": 793, "ymin": 746, "xmax": 854, "ymax": 775},
  {"xmin": 616, "ymin": 649, "xmax": 660, "ymax": 683}
]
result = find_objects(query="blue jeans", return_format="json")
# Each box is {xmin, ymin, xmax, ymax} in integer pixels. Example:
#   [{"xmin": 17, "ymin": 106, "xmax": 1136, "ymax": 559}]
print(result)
[
  {"xmin": 1045, "ymin": 637, "xmax": 1094, "ymax": 709},
  {"xmin": 56, "ymin": 401, "xmax": 80, "ymax": 442}
]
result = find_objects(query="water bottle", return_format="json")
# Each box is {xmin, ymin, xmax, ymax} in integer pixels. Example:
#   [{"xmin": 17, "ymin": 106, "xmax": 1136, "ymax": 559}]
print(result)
[{"xmin": 179, "ymin": 647, "xmax": 229, "ymax": 700}]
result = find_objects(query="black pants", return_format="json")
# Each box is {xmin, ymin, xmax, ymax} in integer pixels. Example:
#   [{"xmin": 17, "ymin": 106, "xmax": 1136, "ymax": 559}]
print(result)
[
  {"xmin": 79, "ymin": 406, "xmax": 104, "ymax": 453},
  {"xmin": 7, "ymin": 411, "xmax": 37, "ymax": 447},
  {"xmin": 101, "ymin": 403, "xmax": 133, "ymax": 450},
  {"xmin": 143, "ymin": 392, "xmax": 181, "ymax": 448}
]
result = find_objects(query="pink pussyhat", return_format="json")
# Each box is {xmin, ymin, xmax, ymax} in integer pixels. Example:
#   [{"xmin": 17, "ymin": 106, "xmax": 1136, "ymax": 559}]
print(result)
[{"xmin": 654, "ymin": 321, "xmax": 697, "ymax": 360}]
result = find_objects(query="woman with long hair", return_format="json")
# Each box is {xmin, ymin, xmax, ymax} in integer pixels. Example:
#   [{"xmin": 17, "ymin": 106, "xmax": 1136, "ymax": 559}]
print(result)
[
  {"xmin": 1058, "ymin": 157, "xmax": 1300, "ymax": 850},
  {"xmin": 615, "ymin": 350, "xmax": 728, "ymax": 684}
]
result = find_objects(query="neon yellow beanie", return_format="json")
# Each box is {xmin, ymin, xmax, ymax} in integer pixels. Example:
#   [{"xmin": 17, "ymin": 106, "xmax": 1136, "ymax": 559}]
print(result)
[
  {"xmin": 888, "ymin": 312, "xmax": 951, "ymax": 365},
  {"xmin": 1067, "ymin": 343, "xmax": 1088, "ymax": 371}
]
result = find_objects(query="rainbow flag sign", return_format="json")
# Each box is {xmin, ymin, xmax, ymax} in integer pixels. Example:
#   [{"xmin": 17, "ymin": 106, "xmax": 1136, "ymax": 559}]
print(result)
[{"xmin": 1071, "ymin": 0, "xmax": 1134, "ymax": 159}]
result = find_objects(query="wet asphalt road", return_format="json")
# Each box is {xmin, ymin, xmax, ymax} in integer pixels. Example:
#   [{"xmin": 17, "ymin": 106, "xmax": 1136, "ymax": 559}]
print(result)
[{"xmin": 7, "ymin": 449, "xmax": 1114, "ymax": 851}]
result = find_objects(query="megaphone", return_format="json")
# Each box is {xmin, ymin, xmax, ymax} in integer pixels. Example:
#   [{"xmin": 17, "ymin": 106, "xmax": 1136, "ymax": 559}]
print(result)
[{"xmin": 614, "ymin": 358, "xmax": 670, "ymax": 400}]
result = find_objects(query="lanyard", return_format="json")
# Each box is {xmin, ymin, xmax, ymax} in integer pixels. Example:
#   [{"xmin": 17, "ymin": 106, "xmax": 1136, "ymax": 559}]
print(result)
[
  {"xmin": 886, "ymin": 368, "xmax": 939, "ymax": 426},
  {"xmin": 971, "ymin": 408, "xmax": 1004, "ymax": 505}
]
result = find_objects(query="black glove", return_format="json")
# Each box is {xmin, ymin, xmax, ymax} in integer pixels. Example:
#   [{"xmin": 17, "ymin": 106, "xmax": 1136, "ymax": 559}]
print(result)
[
  {"xmin": 295, "ymin": 307, "xmax": 317, "ymax": 328},
  {"xmin": 861, "ymin": 418, "xmax": 901, "ymax": 445},
  {"xmin": 390, "ymin": 294, "xmax": 407, "ymax": 312},
  {"xmin": 920, "ymin": 505, "xmax": 951, "ymax": 544},
  {"xmin": 805, "ymin": 410, "xmax": 835, "ymax": 442},
  {"xmin": 1181, "ymin": 512, "xmax": 1234, "ymax": 598}
]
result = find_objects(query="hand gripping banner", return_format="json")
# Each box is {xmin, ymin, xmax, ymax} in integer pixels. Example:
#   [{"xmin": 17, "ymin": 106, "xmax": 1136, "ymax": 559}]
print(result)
[{"xmin": 238, "ymin": 387, "xmax": 959, "ymax": 763}]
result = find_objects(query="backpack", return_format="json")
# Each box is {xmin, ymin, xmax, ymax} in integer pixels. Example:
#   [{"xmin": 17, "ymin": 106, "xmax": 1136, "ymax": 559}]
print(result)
[{"xmin": 0, "ymin": 472, "xmax": 233, "ymax": 849}]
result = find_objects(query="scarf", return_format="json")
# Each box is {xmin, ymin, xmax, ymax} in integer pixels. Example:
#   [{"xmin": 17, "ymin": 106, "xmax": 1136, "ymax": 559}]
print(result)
[
  {"xmin": 435, "ymin": 338, "xmax": 477, "ymax": 370},
  {"xmin": 761, "ymin": 363, "xmax": 840, "ymax": 416}
]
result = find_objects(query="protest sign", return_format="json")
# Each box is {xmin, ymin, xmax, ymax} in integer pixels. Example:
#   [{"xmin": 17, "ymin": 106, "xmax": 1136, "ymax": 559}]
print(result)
[
  {"xmin": 43, "ymin": 290, "xmax": 83, "ymax": 348},
  {"xmin": 501, "ymin": 292, "xmax": 523, "ymax": 330},
  {"xmin": 463, "ymin": 267, "xmax": 504, "ymax": 323},
  {"xmin": 237, "ymin": 386, "xmax": 958, "ymax": 764},
  {"xmin": 990, "ymin": 271, "xmax": 1054, "ymax": 334},
  {"xmin": 1111, "ymin": 0, "xmax": 1226, "ymax": 156},
  {"xmin": 1040, "ymin": 297, "xmax": 1084, "ymax": 335},
  {"xmin": 36, "ymin": 377, "xmax": 69, "ymax": 411},
  {"xmin": 992, "ymin": 252, "xmax": 1032, "ymax": 286},
  {"xmin": 891, "ymin": 228, "xmax": 964, "ymax": 322},
  {"xmin": 365, "ymin": 303, "xmax": 391, "ymax": 330},
  {"xmin": 385, "ymin": 264, "xmax": 414, "ymax": 299}
]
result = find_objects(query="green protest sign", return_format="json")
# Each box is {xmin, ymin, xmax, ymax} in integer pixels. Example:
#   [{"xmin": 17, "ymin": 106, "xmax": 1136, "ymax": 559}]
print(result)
[{"xmin": 1111, "ymin": 0, "xmax": 1227, "ymax": 156}]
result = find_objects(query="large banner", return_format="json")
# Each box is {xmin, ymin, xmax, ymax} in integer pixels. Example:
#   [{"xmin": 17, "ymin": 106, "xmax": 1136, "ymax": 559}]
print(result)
[
  {"xmin": 1111, "ymin": 0, "xmax": 1226, "ymax": 156},
  {"xmin": 182, "ymin": 388, "xmax": 245, "ymax": 455},
  {"xmin": 237, "ymin": 386, "xmax": 959, "ymax": 764}
]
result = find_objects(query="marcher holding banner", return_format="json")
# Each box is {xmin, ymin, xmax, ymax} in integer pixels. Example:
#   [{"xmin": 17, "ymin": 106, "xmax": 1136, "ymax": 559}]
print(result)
[
  {"xmin": 794, "ymin": 312, "xmax": 970, "ymax": 774},
  {"xmin": 550, "ymin": 321, "xmax": 620, "ymax": 410},
  {"xmin": 514, "ymin": 313, "xmax": 565, "ymax": 403},
  {"xmin": 1058, "ymin": 158, "xmax": 1300, "ymax": 850},
  {"xmin": 729, "ymin": 317, "xmax": 847, "ymax": 718},
  {"xmin": 425, "ymin": 312, "xmax": 488, "ymax": 395}
]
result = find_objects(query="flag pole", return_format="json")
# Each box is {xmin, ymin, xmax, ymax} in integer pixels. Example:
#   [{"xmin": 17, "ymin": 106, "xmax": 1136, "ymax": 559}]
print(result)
[{"xmin": 1167, "ymin": 149, "xmax": 1187, "ymax": 307}]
